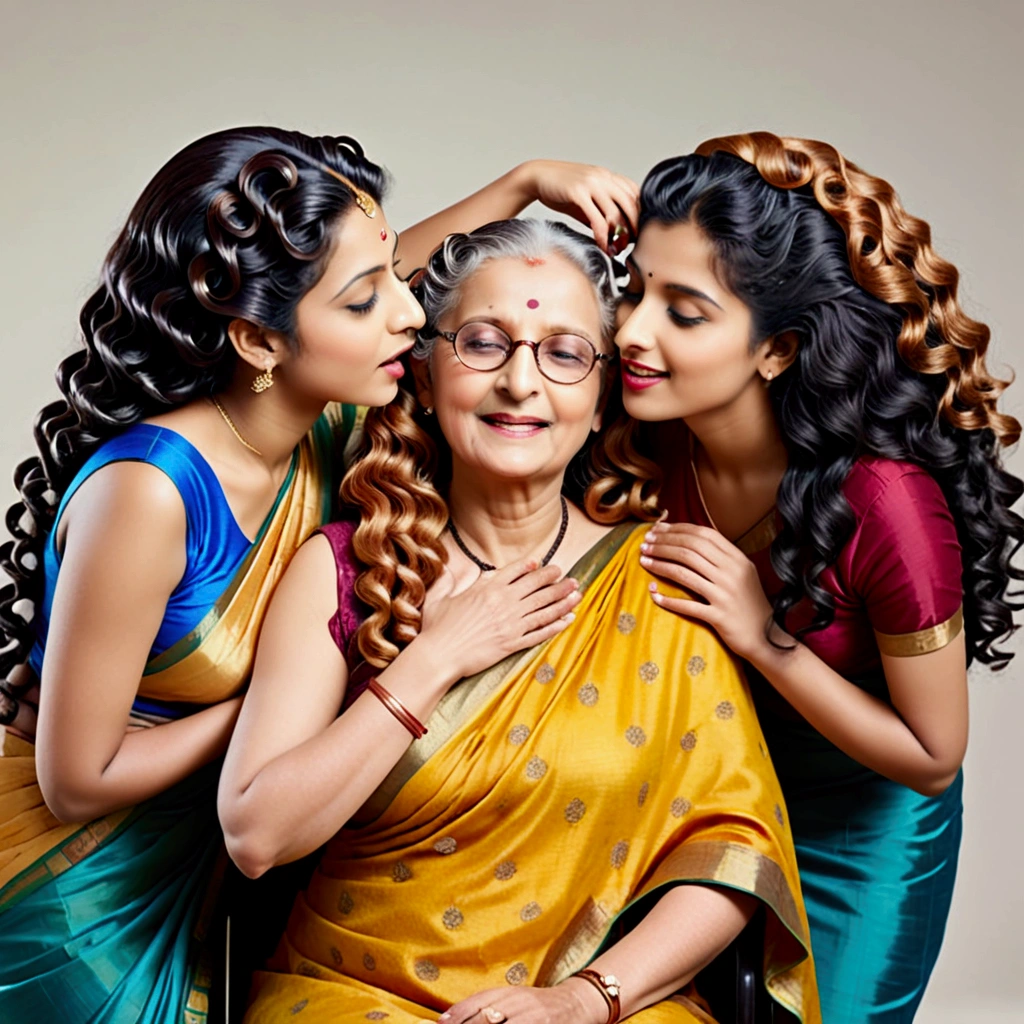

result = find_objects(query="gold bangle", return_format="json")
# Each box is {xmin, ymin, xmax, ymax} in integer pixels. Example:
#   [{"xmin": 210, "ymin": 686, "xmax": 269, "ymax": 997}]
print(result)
[{"xmin": 573, "ymin": 969, "xmax": 621, "ymax": 1024}]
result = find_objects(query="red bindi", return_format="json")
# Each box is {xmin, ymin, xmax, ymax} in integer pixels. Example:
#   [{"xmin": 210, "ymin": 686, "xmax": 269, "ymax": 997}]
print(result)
[
  {"xmin": 524, "ymin": 256, "xmax": 545, "ymax": 266},
  {"xmin": 380, "ymin": 229, "xmax": 388, "ymax": 241},
  {"xmin": 527, "ymin": 299, "xmax": 540, "ymax": 309}
]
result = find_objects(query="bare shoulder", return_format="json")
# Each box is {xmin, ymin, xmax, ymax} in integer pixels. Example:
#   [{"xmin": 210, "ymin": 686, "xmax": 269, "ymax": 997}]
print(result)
[
  {"xmin": 270, "ymin": 531, "xmax": 339, "ymax": 617},
  {"xmin": 61, "ymin": 460, "xmax": 187, "ymax": 546}
]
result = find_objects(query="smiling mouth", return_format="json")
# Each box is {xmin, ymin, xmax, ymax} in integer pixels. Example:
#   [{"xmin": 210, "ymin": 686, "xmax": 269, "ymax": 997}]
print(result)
[
  {"xmin": 622, "ymin": 359, "xmax": 669, "ymax": 378},
  {"xmin": 480, "ymin": 413, "xmax": 551, "ymax": 434}
]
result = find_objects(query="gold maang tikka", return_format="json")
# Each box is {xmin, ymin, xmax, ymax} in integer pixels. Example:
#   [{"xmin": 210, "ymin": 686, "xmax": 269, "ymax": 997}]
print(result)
[{"xmin": 321, "ymin": 165, "xmax": 376, "ymax": 218}]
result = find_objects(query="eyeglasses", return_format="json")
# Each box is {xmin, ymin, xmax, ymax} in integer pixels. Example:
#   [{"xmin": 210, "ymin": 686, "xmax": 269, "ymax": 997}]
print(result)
[{"xmin": 439, "ymin": 322, "xmax": 615, "ymax": 385}]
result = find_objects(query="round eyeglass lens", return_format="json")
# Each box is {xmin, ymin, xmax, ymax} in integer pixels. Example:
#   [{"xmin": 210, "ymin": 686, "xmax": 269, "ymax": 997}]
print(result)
[
  {"xmin": 454, "ymin": 324, "xmax": 511, "ymax": 370},
  {"xmin": 538, "ymin": 335, "xmax": 596, "ymax": 383}
]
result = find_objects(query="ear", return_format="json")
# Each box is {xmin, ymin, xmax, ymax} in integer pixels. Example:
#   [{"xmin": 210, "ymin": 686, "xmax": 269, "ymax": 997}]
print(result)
[
  {"xmin": 227, "ymin": 319, "xmax": 289, "ymax": 377},
  {"xmin": 410, "ymin": 353, "xmax": 434, "ymax": 412},
  {"xmin": 758, "ymin": 330, "xmax": 799, "ymax": 381}
]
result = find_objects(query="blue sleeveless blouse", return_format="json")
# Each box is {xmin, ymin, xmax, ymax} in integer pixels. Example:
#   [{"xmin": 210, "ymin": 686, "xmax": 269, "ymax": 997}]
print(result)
[{"xmin": 28, "ymin": 424, "xmax": 252, "ymax": 677}]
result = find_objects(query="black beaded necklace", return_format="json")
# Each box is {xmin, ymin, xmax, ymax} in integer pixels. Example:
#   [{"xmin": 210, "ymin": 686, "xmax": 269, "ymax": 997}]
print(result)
[{"xmin": 447, "ymin": 496, "xmax": 570, "ymax": 573}]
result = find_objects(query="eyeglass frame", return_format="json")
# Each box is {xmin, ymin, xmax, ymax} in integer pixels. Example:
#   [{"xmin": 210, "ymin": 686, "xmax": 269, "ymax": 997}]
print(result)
[{"xmin": 436, "ymin": 322, "xmax": 617, "ymax": 385}]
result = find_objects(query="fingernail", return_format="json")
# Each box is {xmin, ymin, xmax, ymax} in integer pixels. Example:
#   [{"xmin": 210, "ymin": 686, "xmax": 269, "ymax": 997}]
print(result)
[
  {"xmin": 648, "ymin": 582, "xmax": 658, "ymax": 592},
  {"xmin": 652, "ymin": 592, "xmax": 663, "ymax": 604},
  {"xmin": 644, "ymin": 533, "xmax": 655, "ymax": 544},
  {"xmin": 640, "ymin": 542, "xmax": 650, "ymax": 553},
  {"xmin": 640, "ymin": 555, "xmax": 652, "ymax": 566},
  {"xmin": 565, "ymin": 612, "xmax": 576, "ymax": 622}
]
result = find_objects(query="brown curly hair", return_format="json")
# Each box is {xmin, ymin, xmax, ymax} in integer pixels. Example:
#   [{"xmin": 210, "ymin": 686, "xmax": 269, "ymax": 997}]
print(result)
[{"xmin": 695, "ymin": 132, "xmax": 1018, "ymax": 444}]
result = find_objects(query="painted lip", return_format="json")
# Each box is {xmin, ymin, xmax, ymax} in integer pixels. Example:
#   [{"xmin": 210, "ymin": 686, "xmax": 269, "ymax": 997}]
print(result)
[
  {"xmin": 480, "ymin": 412, "xmax": 551, "ymax": 437},
  {"xmin": 621, "ymin": 359, "xmax": 670, "ymax": 391},
  {"xmin": 378, "ymin": 342, "xmax": 413, "ymax": 374}
]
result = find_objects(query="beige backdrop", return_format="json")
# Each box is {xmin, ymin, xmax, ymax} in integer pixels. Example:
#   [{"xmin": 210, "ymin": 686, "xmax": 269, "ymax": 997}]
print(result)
[{"xmin": 1, "ymin": 0, "xmax": 1021, "ymax": 1020}]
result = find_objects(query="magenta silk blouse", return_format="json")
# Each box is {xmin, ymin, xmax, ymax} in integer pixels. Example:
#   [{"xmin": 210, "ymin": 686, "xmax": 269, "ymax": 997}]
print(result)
[{"xmin": 659, "ymin": 427, "xmax": 964, "ymax": 675}]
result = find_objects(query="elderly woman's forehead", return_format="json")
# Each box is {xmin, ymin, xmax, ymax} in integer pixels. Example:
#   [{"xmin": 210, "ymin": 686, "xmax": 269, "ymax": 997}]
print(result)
[{"xmin": 450, "ymin": 255, "xmax": 605, "ymax": 323}]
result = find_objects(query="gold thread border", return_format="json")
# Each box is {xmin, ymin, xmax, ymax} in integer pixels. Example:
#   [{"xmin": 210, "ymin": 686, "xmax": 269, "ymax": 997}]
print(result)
[{"xmin": 875, "ymin": 605, "xmax": 964, "ymax": 657}]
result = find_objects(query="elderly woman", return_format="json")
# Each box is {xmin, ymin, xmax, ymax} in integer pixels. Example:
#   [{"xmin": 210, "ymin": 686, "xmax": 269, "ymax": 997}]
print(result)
[{"xmin": 217, "ymin": 220, "xmax": 819, "ymax": 1024}]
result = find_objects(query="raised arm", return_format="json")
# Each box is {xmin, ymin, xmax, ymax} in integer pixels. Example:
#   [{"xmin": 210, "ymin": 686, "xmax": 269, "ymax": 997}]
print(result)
[
  {"xmin": 35, "ymin": 463, "xmax": 244, "ymax": 823},
  {"xmin": 217, "ymin": 537, "xmax": 582, "ymax": 879},
  {"xmin": 394, "ymin": 161, "xmax": 639, "ymax": 276}
]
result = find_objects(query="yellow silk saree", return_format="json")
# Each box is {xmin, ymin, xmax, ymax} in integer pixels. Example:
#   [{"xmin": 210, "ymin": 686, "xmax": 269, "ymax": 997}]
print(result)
[{"xmin": 247, "ymin": 523, "xmax": 819, "ymax": 1024}]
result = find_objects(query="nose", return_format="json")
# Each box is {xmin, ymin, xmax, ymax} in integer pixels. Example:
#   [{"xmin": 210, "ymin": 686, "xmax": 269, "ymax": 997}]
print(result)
[
  {"xmin": 495, "ymin": 343, "xmax": 542, "ymax": 402},
  {"xmin": 389, "ymin": 276, "xmax": 426, "ymax": 334},
  {"xmin": 614, "ymin": 300, "xmax": 655, "ymax": 356}
]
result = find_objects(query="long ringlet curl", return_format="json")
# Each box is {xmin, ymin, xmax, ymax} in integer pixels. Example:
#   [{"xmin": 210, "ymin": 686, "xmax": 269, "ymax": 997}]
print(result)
[
  {"xmin": 339, "ymin": 386, "xmax": 449, "ymax": 668},
  {"xmin": 638, "ymin": 135, "xmax": 1023, "ymax": 666},
  {"xmin": 0, "ymin": 127, "xmax": 387, "ymax": 683},
  {"xmin": 695, "ymin": 132, "xmax": 1017, "ymax": 441},
  {"xmin": 343, "ymin": 218, "xmax": 659, "ymax": 667}
]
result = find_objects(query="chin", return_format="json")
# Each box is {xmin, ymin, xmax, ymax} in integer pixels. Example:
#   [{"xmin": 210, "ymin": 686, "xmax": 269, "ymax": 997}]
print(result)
[
  {"xmin": 621, "ymin": 390, "xmax": 686, "ymax": 423},
  {"xmin": 342, "ymin": 380, "xmax": 400, "ymax": 408}
]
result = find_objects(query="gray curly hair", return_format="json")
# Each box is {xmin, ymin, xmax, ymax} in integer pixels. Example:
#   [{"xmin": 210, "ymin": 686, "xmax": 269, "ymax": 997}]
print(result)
[{"xmin": 412, "ymin": 218, "xmax": 621, "ymax": 359}]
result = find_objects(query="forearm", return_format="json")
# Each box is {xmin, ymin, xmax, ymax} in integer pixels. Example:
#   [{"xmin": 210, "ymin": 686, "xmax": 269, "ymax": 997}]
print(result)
[
  {"xmin": 561, "ymin": 885, "xmax": 756, "ymax": 1021},
  {"xmin": 221, "ymin": 641, "xmax": 453, "ymax": 876},
  {"xmin": 395, "ymin": 164, "xmax": 535, "ymax": 274},
  {"xmin": 748, "ymin": 639, "xmax": 962, "ymax": 794},
  {"xmin": 42, "ymin": 696, "xmax": 242, "ymax": 822}
]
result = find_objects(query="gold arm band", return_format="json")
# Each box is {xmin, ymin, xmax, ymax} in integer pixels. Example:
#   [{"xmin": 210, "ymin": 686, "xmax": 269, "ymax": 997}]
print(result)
[{"xmin": 875, "ymin": 605, "xmax": 964, "ymax": 657}]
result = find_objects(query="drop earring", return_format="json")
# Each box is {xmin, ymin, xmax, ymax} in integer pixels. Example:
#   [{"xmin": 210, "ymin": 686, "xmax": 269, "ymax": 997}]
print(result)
[{"xmin": 251, "ymin": 366, "xmax": 275, "ymax": 394}]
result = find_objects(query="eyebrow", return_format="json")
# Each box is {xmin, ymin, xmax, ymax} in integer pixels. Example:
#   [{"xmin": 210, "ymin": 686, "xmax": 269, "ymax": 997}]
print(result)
[
  {"xmin": 457, "ymin": 314, "xmax": 597, "ymax": 345},
  {"xmin": 627, "ymin": 255, "xmax": 723, "ymax": 311},
  {"xmin": 330, "ymin": 232, "xmax": 402, "ymax": 302}
]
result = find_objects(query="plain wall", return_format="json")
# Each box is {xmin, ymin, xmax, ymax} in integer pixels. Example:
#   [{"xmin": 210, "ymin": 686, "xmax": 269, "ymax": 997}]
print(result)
[{"xmin": 1, "ymin": 1, "xmax": 1021, "ymax": 1020}]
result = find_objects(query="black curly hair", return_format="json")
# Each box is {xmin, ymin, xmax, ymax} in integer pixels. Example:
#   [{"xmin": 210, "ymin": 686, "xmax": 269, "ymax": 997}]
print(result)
[
  {"xmin": 638, "ymin": 134, "xmax": 1023, "ymax": 667},
  {"xmin": 0, "ymin": 126, "xmax": 387, "ymax": 688}
]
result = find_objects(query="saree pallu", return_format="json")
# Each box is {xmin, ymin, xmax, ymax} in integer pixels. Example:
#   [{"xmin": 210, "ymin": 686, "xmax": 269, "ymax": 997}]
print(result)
[
  {"xmin": 247, "ymin": 524, "xmax": 820, "ymax": 1024},
  {"xmin": 0, "ymin": 405, "xmax": 353, "ymax": 1023}
]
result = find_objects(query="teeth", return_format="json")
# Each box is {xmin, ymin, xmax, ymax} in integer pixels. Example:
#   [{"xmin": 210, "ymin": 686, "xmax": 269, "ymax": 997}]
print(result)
[{"xmin": 628, "ymin": 367, "xmax": 665, "ymax": 377}]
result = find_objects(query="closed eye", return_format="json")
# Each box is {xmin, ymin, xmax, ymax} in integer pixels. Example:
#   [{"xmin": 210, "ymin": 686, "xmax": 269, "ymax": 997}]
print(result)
[
  {"xmin": 668, "ymin": 309, "xmax": 707, "ymax": 327},
  {"xmin": 347, "ymin": 291, "xmax": 379, "ymax": 315}
]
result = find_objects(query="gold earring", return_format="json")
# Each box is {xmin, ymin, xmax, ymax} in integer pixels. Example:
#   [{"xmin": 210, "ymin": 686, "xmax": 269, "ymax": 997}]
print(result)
[{"xmin": 251, "ymin": 366, "xmax": 275, "ymax": 394}]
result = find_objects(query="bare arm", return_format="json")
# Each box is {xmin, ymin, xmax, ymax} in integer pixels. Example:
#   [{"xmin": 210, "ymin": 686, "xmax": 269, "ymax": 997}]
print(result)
[
  {"xmin": 642, "ymin": 522, "xmax": 968, "ymax": 796},
  {"xmin": 395, "ymin": 161, "xmax": 640, "ymax": 275},
  {"xmin": 35, "ymin": 463, "xmax": 243, "ymax": 823},
  {"xmin": 441, "ymin": 885, "xmax": 756, "ymax": 1024},
  {"xmin": 218, "ymin": 538, "xmax": 582, "ymax": 879}
]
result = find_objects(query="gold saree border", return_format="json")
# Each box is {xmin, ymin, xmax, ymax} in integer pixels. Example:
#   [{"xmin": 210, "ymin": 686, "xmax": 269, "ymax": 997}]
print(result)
[
  {"xmin": 875, "ymin": 606, "xmax": 964, "ymax": 657},
  {"xmin": 561, "ymin": 841, "xmax": 810, "ymax": 1022},
  {"xmin": 0, "ymin": 800, "xmax": 135, "ymax": 911},
  {"xmin": 734, "ymin": 508, "xmax": 780, "ymax": 557},
  {"xmin": 354, "ymin": 522, "xmax": 641, "ymax": 824}
]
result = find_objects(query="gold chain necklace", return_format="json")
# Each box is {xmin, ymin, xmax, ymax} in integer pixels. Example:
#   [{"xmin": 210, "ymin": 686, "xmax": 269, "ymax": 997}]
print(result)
[{"xmin": 210, "ymin": 396, "xmax": 262, "ymax": 456}]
